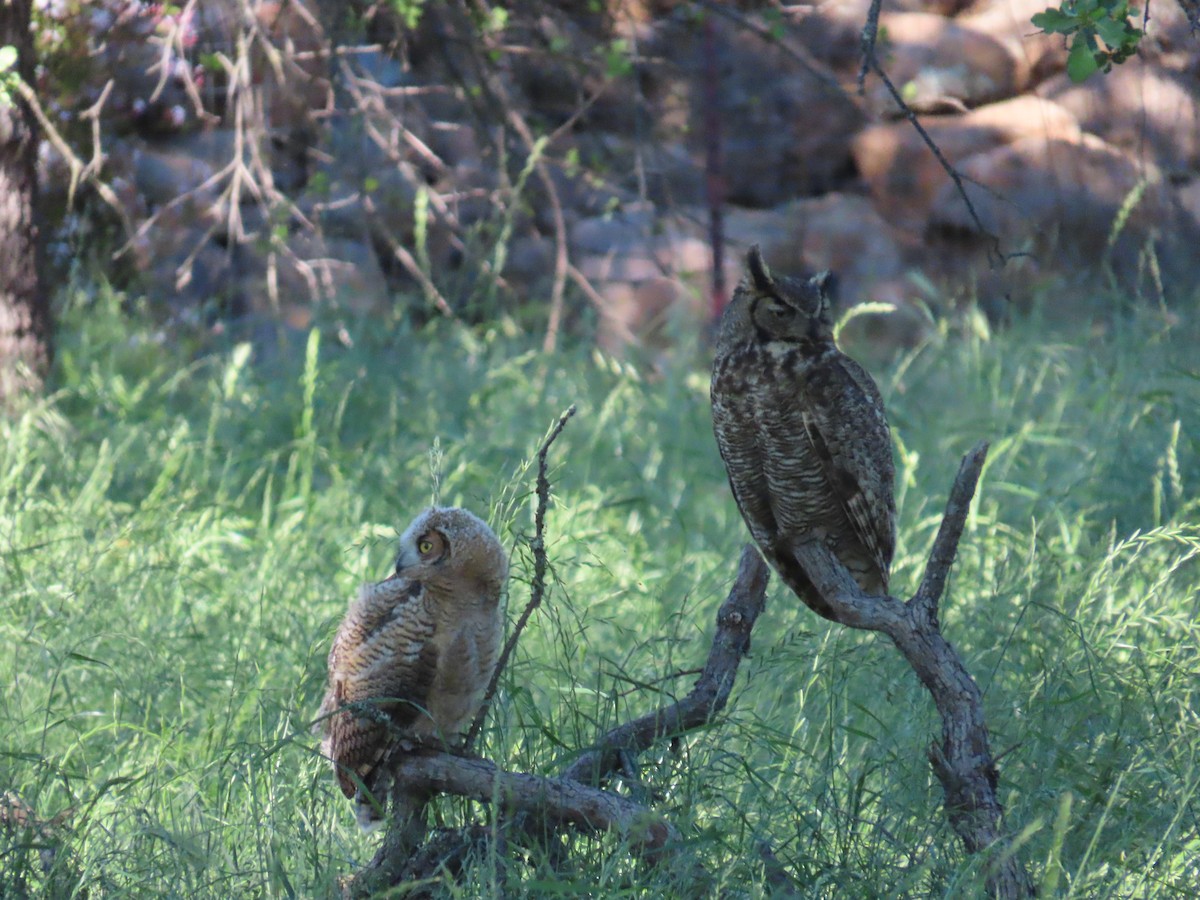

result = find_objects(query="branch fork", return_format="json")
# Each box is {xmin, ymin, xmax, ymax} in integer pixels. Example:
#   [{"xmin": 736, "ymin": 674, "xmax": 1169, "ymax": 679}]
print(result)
[
  {"xmin": 349, "ymin": 428, "xmax": 1032, "ymax": 898},
  {"xmin": 788, "ymin": 441, "xmax": 1033, "ymax": 898}
]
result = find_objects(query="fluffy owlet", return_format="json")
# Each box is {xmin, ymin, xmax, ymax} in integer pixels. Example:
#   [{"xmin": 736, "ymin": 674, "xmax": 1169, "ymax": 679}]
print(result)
[
  {"xmin": 316, "ymin": 506, "xmax": 507, "ymax": 831},
  {"xmin": 710, "ymin": 246, "xmax": 896, "ymax": 622}
]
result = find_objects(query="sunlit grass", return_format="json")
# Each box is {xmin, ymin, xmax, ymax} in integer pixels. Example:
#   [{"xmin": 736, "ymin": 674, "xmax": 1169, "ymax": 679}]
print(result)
[{"xmin": 2, "ymin": 284, "xmax": 1199, "ymax": 897}]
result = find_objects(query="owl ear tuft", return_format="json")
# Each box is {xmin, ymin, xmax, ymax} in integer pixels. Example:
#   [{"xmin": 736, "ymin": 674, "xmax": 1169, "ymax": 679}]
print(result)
[
  {"xmin": 810, "ymin": 270, "xmax": 834, "ymax": 315},
  {"xmin": 746, "ymin": 245, "xmax": 774, "ymax": 293}
]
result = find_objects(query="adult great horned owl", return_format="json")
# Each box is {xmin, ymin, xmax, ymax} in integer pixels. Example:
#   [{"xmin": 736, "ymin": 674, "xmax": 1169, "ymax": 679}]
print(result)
[
  {"xmin": 710, "ymin": 247, "xmax": 896, "ymax": 622},
  {"xmin": 317, "ymin": 506, "xmax": 507, "ymax": 831}
]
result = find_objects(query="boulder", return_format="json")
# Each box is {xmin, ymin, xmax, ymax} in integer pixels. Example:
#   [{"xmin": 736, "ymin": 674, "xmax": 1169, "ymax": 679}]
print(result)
[
  {"xmin": 1178, "ymin": 177, "xmax": 1200, "ymax": 229},
  {"xmin": 790, "ymin": 0, "xmax": 974, "ymax": 75},
  {"xmin": 958, "ymin": 0, "xmax": 1070, "ymax": 87},
  {"xmin": 862, "ymin": 12, "xmax": 1026, "ymax": 115},
  {"xmin": 645, "ymin": 11, "xmax": 863, "ymax": 206},
  {"xmin": 1039, "ymin": 61, "xmax": 1200, "ymax": 176},
  {"xmin": 595, "ymin": 276, "xmax": 701, "ymax": 356},
  {"xmin": 927, "ymin": 134, "xmax": 1200, "ymax": 287},
  {"xmin": 853, "ymin": 96, "xmax": 1081, "ymax": 228},
  {"xmin": 775, "ymin": 194, "xmax": 907, "ymax": 306},
  {"xmin": 1134, "ymin": 0, "xmax": 1200, "ymax": 69},
  {"xmin": 572, "ymin": 204, "xmax": 709, "ymax": 282}
]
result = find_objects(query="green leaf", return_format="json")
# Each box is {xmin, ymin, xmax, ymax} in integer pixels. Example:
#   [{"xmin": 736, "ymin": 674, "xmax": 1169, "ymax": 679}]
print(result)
[
  {"xmin": 0, "ymin": 46, "xmax": 17, "ymax": 73},
  {"xmin": 1067, "ymin": 37, "xmax": 1101, "ymax": 81},
  {"xmin": 1031, "ymin": 8, "xmax": 1078, "ymax": 33},
  {"xmin": 602, "ymin": 39, "xmax": 633, "ymax": 79},
  {"xmin": 1094, "ymin": 15, "xmax": 1131, "ymax": 48}
]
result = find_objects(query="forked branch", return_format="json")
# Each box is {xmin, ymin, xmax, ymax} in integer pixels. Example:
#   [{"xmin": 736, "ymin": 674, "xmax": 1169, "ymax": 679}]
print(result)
[
  {"xmin": 348, "ymin": 435, "xmax": 1025, "ymax": 895},
  {"xmin": 790, "ymin": 441, "xmax": 1034, "ymax": 898}
]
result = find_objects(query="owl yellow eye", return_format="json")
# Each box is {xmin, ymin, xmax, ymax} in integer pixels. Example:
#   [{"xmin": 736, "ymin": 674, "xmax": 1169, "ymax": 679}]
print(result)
[{"xmin": 416, "ymin": 531, "xmax": 445, "ymax": 561}]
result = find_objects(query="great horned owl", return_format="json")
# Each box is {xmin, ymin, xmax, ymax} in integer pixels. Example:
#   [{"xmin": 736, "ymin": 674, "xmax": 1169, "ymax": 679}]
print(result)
[
  {"xmin": 710, "ymin": 246, "xmax": 896, "ymax": 622},
  {"xmin": 317, "ymin": 506, "xmax": 507, "ymax": 831}
]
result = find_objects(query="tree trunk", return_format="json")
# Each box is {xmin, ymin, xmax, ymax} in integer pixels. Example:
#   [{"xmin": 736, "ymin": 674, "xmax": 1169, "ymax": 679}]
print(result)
[{"xmin": 0, "ymin": 0, "xmax": 51, "ymax": 408}]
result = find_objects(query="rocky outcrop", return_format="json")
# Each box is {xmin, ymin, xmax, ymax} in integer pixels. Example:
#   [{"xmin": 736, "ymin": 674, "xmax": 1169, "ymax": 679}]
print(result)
[{"xmin": 35, "ymin": 1, "xmax": 1200, "ymax": 353}]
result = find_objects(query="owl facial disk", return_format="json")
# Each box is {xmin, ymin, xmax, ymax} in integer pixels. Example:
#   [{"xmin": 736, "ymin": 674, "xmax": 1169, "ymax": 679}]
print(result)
[{"xmin": 393, "ymin": 528, "xmax": 448, "ymax": 574}]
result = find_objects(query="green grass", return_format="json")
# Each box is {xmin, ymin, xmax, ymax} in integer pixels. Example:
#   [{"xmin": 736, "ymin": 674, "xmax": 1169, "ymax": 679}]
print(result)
[{"xmin": 3, "ymin": 284, "xmax": 1199, "ymax": 897}]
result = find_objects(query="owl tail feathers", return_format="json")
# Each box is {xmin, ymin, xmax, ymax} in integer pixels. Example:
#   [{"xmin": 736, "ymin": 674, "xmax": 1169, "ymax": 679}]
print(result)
[
  {"xmin": 355, "ymin": 796, "xmax": 386, "ymax": 833},
  {"xmin": 355, "ymin": 777, "xmax": 428, "ymax": 836},
  {"xmin": 354, "ymin": 768, "xmax": 392, "ymax": 832}
]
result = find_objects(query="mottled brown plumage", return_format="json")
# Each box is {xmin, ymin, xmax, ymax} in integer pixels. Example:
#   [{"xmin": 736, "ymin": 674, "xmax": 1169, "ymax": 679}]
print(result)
[
  {"xmin": 316, "ymin": 507, "xmax": 507, "ymax": 830},
  {"xmin": 711, "ymin": 246, "xmax": 896, "ymax": 622}
]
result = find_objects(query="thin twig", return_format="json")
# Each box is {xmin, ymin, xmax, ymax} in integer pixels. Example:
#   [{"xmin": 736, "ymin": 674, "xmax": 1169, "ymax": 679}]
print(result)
[
  {"xmin": 462, "ymin": 0, "xmax": 569, "ymax": 351},
  {"xmin": 857, "ymin": 0, "xmax": 885, "ymax": 95},
  {"xmin": 911, "ymin": 440, "xmax": 988, "ymax": 622},
  {"xmin": 701, "ymin": 11, "xmax": 727, "ymax": 320},
  {"xmin": 464, "ymin": 405, "xmax": 577, "ymax": 750},
  {"xmin": 870, "ymin": 58, "xmax": 1007, "ymax": 267},
  {"xmin": 361, "ymin": 192, "xmax": 456, "ymax": 318},
  {"xmin": 855, "ymin": 7, "xmax": 1009, "ymax": 267},
  {"xmin": 12, "ymin": 79, "xmax": 134, "ymax": 237}
]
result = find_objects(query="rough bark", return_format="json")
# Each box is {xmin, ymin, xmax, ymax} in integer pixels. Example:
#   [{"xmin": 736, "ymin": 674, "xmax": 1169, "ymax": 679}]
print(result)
[{"xmin": 0, "ymin": 0, "xmax": 51, "ymax": 408}]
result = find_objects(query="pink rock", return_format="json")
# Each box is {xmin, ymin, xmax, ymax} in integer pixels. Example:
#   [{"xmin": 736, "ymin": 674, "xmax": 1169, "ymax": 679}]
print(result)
[
  {"xmin": 1039, "ymin": 61, "xmax": 1200, "ymax": 174},
  {"xmin": 863, "ymin": 12, "xmax": 1026, "ymax": 115},
  {"xmin": 927, "ymin": 134, "xmax": 1199, "ymax": 286},
  {"xmin": 853, "ymin": 96, "xmax": 1081, "ymax": 228},
  {"xmin": 958, "ymin": 0, "xmax": 1070, "ymax": 86}
]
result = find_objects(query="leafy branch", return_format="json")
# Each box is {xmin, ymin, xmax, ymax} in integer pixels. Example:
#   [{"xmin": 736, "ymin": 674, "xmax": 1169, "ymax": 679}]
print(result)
[{"xmin": 1032, "ymin": 0, "xmax": 1144, "ymax": 82}]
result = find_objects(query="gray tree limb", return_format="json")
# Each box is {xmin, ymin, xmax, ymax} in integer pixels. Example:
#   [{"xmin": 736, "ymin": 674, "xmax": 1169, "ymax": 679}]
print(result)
[{"xmin": 789, "ymin": 442, "xmax": 1034, "ymax": 898}]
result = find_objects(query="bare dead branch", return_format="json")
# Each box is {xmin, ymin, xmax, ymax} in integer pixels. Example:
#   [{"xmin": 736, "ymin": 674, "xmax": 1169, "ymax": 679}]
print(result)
[
  {"xmin": 388, "ymin": 825, "xmax": 498, "ymax": 895},
  {"xmin": 354, "ymin": 516, "xmax": 767, "ymax": 894},
  {"xmin": 348, "ymin": 748, "xmax": 677, "ymax": 898},
  {"xmin": 465, "ymin": 405, "xmax": 578, "ymax": 750},
  {"xmin": 786, "ymin": 445, "xmax": 1034, "ymax": 898},
  {"xmin": 563, "ymin": 544, "xmax": 770, "ymax": 785},
  {"xmin": 913, "ymin": 441, "xmax": 989, "ymax": 620}
]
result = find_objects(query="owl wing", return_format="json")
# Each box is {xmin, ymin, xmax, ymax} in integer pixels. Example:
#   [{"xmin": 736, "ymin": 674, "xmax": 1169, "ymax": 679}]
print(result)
[
  {"xmin": 799, "ymin": 353, "xmax": 897, "ymax": 590},
  {"xmin": 711, "ymin": 355, "xmax": 780, "ymax": 549},
  {"xmin": 318, "ymin": 576, "xmax": 440, "ymax": 799}
]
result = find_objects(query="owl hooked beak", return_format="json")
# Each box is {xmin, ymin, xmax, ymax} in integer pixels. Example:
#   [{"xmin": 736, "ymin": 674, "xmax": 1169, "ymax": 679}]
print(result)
[{"xmin": 391, "ymin": 550, "xmax": 418, "ymax": 577}]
